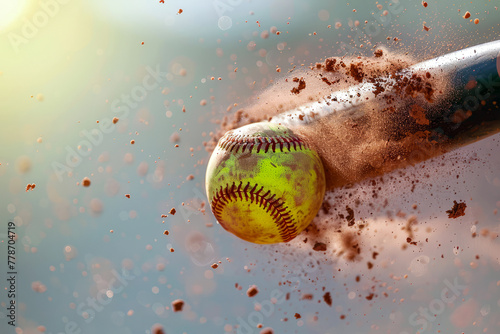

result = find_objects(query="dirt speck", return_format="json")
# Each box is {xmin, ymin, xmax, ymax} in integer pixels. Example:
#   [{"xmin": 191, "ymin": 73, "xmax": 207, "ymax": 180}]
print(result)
[
  {"xmin": 82, "ymin": 177, "xmax": 91, "ymax": 187},
  {"xmin": 346, "ymin": 206, "xmax": 355, "ymax": 226},
  {"xmin": 151, "ymin": 324, "xmax": 165, "ymax": 334},
  {"xmin": 247, "ymin": 285, "xmax": 259, "ymax": 297},
  {"xmin": 171, "ymin": 299, "xmax": 184, "ymax": 312},
  {"xmin": 323, "ymin": 292, "xmax": 332, "ymax": 306},
  {"xmin": 446, "ymin": 200, "xmax": 466, "ymax": 219},
  {"xmin": 374, "ymin": 49, "xmax": 384, "ymax": 57},
  {"xmin": 260, "ymin": 328, "xmax": 274, "ymax": 334},
  {"xmin": 291, "ymin": 77, "xmax": 306, "ymax": 94},
  {"xmin": 313, "ymin": 242, "xmax": 327, "ymax": 251}
]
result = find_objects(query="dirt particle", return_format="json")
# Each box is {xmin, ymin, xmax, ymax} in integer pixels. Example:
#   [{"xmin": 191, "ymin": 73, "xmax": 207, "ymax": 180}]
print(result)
[
  {"xmin": 313, "ymin": 242, "xmax": 327, "ymax": 251},
  {"xmin": 301, "ymin": 293, "xmax": 313, "ymax": 300},
  {"xmin": 151, "ymin": 324, "xmax": 165, "ymax": 334},
  {"xmin": 291, "ymin": 77, "xmax": 306, "ymax": 94},
  {"xmin": 463, "ymin": 11, "xmax": 471, "ymax": 19},
  {"xmin": 25, "ymin": 183, "xmax": 36, "ymax": 192},
  {"xmin": 169, "ymin": 208, "xmax": 176, "ymax": 215},
  {"xmin": 346, "ymin": 206, "xmax": 355, "ymax": 226},
  {"xmin": 171, "ymin": 299, "xmax": 184, "ymax": 312},
  {"xmin": 446, "ymin": 201, "xmax": 466, "ymax": 219},
  {"xmin": 324, "ymin": 58, "xmax": 337, "ymax": 71},
  {"xmin": 260, "ymin": 328, "xmax": 274, "ymax": 334},
  {"xmin": 374, "ymin": 49, "xmax": 383, "ymax": 58},
  {"xmin": 323, "ymin": 292, "xmax": 332, "ymax": 306},
  {"xmin": 349, "ymin": 63, "xmax": 364, "ymax": 82},
  {"xmin": 82, "ymin": 177, "xmax": 91, "ymax": 187},
  {"xmin": 247, "ymin": 285, "xmax": 259, "ymax": 297}
]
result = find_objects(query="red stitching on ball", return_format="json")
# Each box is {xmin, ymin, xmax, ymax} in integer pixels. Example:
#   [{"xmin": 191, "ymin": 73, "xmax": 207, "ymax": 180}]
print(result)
[
  {"xmin": 217, "ymin": 131, "xmax": 307, "ymax": 154},
  {"xmin": 211, "ymin": 181, "xmax": 298, "ymax": 242}
]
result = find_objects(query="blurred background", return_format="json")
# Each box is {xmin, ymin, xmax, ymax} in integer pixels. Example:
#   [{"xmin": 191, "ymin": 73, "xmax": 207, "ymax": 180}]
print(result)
[{"xmin": 0, "ymin": 0, "xmax": 499, "ymax": 333}]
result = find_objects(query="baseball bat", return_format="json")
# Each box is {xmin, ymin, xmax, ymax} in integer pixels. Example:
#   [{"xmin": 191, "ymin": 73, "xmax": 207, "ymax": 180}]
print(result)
[{"xmin": 269, "ymin": 40, "xmax": 500, "ymax": 189}]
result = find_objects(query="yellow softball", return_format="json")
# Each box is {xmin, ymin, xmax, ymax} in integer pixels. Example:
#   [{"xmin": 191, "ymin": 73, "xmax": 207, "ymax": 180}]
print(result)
[{"xmin": 205, "ymin": 122, "xmax": 326, "ymax": 244}]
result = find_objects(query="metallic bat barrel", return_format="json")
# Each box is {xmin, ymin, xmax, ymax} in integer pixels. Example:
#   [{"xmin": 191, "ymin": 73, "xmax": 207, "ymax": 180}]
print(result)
[{"xmin": 270, "ymin": 40, "xmax": 500, "ymax": 190}]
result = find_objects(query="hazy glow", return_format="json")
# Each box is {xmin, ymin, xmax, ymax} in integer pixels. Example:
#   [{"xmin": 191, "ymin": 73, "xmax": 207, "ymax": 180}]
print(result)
[{"xmin": 0, "ymin": 0, "xmax": 28, "ymax": 30}]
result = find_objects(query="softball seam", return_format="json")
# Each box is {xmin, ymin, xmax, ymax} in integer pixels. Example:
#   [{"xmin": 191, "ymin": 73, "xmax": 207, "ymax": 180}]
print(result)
[
  {"xmin": 211, "ymin": 181, "xmax": 298, "ymax": 242},
  {"xmin": 218, "ymin": 132, "xmax": 308, "ymax": 154}
]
